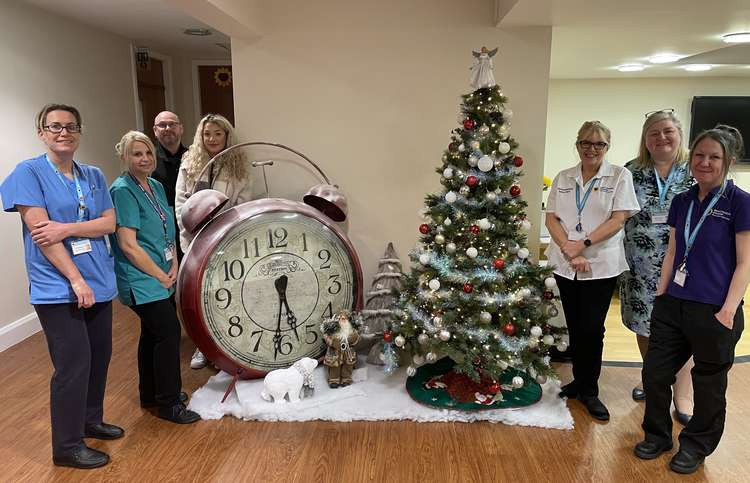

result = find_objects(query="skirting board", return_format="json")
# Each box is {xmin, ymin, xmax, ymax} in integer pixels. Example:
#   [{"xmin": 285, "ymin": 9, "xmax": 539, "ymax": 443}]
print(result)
[{"xmin": 0, "ymin": 312, "xmax": 41, "ymax": 353}]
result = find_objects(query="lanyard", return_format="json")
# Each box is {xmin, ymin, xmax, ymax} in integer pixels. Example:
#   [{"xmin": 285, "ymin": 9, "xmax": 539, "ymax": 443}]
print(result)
[
  {"xmin": 46, "ymin": 154, "xmax": 86, "ymax": 222},
  {"xmin": 654, "ymin": 164, "xmax": 679, "ymax": 209},
  {"xmin": 575, "ymin": 178, "xmax": 599, "ymax": 232},
  {"xmin": 681, "ymin": 184, "xmax": 725, "ymax": 269},
  {"xmin": 128, "ymin": 174, "xmax": 172, "ymax": 246}
]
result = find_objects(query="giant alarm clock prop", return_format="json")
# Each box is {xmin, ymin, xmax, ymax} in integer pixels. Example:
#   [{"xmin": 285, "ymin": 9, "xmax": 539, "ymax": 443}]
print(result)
[{"xmin": 176, "ymin": 142, "xmax": 364, "ymax": 393}]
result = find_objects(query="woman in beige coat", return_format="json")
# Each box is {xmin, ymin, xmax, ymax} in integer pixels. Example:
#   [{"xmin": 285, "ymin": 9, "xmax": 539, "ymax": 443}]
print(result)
[{"xmin": 175, "ymin": 114, "xmax": 253, "ymax": 368}]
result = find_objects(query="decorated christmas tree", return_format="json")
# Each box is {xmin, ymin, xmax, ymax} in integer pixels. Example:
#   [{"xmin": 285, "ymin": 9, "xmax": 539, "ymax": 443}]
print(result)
[{"xmin": 389, "ymin": 47, "xmax": 566, "ymax": 408}]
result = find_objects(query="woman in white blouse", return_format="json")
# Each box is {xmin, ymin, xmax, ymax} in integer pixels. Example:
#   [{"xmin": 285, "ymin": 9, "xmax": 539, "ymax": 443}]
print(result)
[{"xmin": 545, "ymin": 120, "xmax": 640, "ymax": 421}]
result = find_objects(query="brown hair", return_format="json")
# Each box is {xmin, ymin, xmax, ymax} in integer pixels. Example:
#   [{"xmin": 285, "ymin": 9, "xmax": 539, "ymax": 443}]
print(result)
[
  {"xmin": 576, "ymin": 120, "xmax": 611, "ymax": 145},
  {"xmin": 36, "ymin": 103, "xmax": 82, "ymax": 132},
  {"xmin": 690, "ymin": 124, "xmax": 745, "ymax": 182}
]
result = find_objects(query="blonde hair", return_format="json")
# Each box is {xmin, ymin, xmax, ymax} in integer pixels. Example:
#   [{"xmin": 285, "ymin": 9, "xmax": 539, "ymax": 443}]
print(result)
[
  {"xmin": 114, "ymin": 130, "xmax": 156, "ymax": 173},
  {"xmin": 576, "ymin": 120, "xmax": 611, "ymax": 145},
  {"xmin": 182, "ymin": 114, "xmax": 247, "ymax": 184},
  {"xmin": 635, "ymin": 111, "xmax": 689, "ymax": 169}
]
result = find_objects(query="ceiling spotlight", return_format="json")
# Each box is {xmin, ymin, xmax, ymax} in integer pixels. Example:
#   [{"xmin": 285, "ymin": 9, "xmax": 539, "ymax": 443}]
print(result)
[
  {"xmin": 184, "ymin": 28, "xmax": 212, "ymax": 36},
  {"xmin": 683, "ymin": 64, "xmax": 712, "ymax": 72},
  {"xmin": 723, "ymin": 32, "xmax": 750, "ymax": 43},
  {"xmin": 649, "ymin": 53, "xmax": 681, "ymax": 64},
  {"xmin": 617, "ymin": 64, "xmax": 645, "ymax": 72}
]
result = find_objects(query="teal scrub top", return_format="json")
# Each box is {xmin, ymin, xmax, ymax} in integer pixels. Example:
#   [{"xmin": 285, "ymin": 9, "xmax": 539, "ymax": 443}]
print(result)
[{"xmin": 110, "ymin": 174, "xmax": 176, "ymax": 306}]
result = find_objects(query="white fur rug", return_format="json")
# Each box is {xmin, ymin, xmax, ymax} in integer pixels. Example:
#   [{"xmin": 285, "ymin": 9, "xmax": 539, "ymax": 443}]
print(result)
[{"xmin": 187, "ymin": 361, "xmax": 574, "ymax": 430}]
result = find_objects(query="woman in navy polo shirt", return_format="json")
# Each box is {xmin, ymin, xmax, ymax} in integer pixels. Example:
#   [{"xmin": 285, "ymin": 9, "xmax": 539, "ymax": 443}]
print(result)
[
  {"xmin": 0, "ymin": 104, "xmax": 122, "ymax": 469},
  {"xmin": 635, "ymin": 125, "xmax": 750, "ymax": 474}
]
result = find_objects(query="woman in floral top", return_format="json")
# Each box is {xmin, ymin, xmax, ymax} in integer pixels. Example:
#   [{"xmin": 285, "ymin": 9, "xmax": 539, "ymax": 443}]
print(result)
[{"xmin": 620, "ymin": 110, "xmax": 694, "ymax": 422}]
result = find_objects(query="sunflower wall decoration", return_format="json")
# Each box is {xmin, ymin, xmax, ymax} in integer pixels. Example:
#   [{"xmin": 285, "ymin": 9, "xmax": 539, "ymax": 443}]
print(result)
[{"xmin": 213, "ymin": 67, "xmax": 232, "ymax": 88}]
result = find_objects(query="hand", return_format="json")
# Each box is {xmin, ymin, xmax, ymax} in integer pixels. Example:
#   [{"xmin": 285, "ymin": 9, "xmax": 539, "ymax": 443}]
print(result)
[
  {"xmin": 167, "ymin": 259, "xmax": 178, "ymax": 284},
  {"xmin": 570, "ymin": 256, "xmax": 591, "ymax": 273},
  {"xmin": 714, "ymin": 308, "xmax": 735, "ymax": 330},
  {"xmin": 562, "ymin": 239, "xmax": 585, "ymax": 259},
  {"xmin": 70, "ymin": 278, "xmax": 95, "ymax": 308},
  {"xmin": 31, "ymin": 220, "xmax": 70, "ymax": 246},
  {"xmin": 158, "ymin": 272, "xmax": 174, "ymax": 289}
]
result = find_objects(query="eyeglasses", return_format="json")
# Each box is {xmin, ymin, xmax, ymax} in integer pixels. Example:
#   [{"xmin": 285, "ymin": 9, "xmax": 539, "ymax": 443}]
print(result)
[
  {"xmin": 43, "ymin": 123, "xmax": 82, "ymax": 134},
  {"xmin": 154, "ymin": 122, "xmax": 181, "ymax": 130},
  {"xmin": 577, "ymin": 140, "xmax": 608, "ymax": 151},
  {"xmin": 645, "ymin": 108, "xmax": 675, "ymax": 118}
]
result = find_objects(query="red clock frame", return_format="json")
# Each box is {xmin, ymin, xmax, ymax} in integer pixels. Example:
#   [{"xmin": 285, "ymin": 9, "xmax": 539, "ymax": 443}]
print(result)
[{"xmin": 177, "ymin": 198, "xmax": 364, "ymax": 379}]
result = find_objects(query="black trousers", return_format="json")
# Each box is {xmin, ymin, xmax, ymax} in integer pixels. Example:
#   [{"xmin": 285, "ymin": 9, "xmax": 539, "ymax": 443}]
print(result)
[
  {"xmin": 34, "ymin": 301, "xmax": 113, "ymax": 456},
  {"xmin": 642, "ymin": 294, "xmax": 744, "ymax": 457},
  {"xmin": 129, "ymin": 296, "xmax": 182, "ymax": 407},
  {"xmin": 555, "ymin": 274, "xmax": 618, "ymax": 397}
]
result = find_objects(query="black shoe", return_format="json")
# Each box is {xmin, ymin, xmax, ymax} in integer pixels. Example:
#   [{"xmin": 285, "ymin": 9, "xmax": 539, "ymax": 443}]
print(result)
[
  {"xmin": 329, "ymin": 382, "xmax": 340, "ymax": 388},
  {"xmin": 669, "ymin": 449, "xmax": 704, "ymax": 474},
  {"xmin": 141, "ymin": 391, "xmax": 189, "ymax": 408},
  {"xmin": 674, "ymin": 410, "xmax": 692, "ymax": 426},
  {"xmin": 84, "ymin": 422, "xmax": 124, "ymax": 440},
  {"xmin": 579, "ymin": 396, "xmax": 610, "ymax": 421},
  {"xmin": 634, "ymin": 440, "xmax": 673, "ymax": 460},
  {"xmin": 157, "ymin": 403, "xmax": 201, "ymax": 424},
  {"xmin": 631, "ymin": 387, "xmax": 646, "ymax": 401},
  {"xmin": 558, "ymin": 382, "xmax": 578, "ymax": 399},
  {"xmin": 53, "ymin": 445, "xmax": 109, "ymax": 469}
]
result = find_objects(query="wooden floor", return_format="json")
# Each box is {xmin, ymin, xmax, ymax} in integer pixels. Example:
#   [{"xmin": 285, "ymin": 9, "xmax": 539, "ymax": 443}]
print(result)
[{"xmin": 1, "ymin": 302, "xmax": 750, "ymax": 482}]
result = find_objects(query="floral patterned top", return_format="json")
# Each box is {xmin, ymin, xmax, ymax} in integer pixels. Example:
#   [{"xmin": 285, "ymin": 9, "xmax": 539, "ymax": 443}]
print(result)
[{"xmin": 619, "ymin": 159, "xmax": 693, "ymax": 336}]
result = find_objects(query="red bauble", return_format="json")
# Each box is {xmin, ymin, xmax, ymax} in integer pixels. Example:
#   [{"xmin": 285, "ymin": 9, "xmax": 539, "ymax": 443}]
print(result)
[
  {"xmin": 448, "ymin": 142, "xmax": 458, "ymax": 152},
  {"xmin": 463, "ymin": 119, "xmax": 475, "ymax": 130},
  {"xmin": 502, "ymin": 323, "xmax": 516, "ymax": 336},
  {"xmin": 510, "ymin": 185, "xmax": 521, "ymax": 197},
  {"xmin": 466, "ymin": 176, "xmax": 478, "ymax": 187},
  {"xmin": 493, "ymin": 258, "xmax": 505, "ymax": 270},
  {"xmin": 419, "ymin": 223, "xmax": 430, "ymax": 234},
  {"xmin": 513, "ymin": 156, "xmax": 524, "ymax": 167},
  {"xmin": 383, "ymin": 331, "xmax": 393, "ymax": 342},
  {"xmin": 543, "ymin": 291, "xmax": 554, "ymax": 300},
  {"xmin": 470, "ymin": 224, "xmax": 480, "ymax": 234},
  {"xmin": 463, "ymin": 283, "xmax": 474, "ymax": 294},
  {"xmin": 489, "ymin": 383, "xmax": 501, "ymax": 394}
]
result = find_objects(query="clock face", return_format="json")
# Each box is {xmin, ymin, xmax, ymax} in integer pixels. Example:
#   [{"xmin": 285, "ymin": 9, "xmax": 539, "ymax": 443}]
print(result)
[{"xmin": 200, "ymin": 211, "xmax": 356, "ymax": 371}]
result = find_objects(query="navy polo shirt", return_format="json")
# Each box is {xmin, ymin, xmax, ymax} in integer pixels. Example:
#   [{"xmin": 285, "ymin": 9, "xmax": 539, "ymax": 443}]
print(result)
[{"xmin": 666, "ymin": 180, "xmax": 750, "ymax": 306}]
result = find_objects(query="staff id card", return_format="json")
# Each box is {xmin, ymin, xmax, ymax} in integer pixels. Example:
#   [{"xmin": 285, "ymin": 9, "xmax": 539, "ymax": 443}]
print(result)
[
  {"xmin": 651, "ymin": 211, "xmax": 668, "ymax": 224},
  {"xmin": 674, "ymin": 267, "xmax": 687, "ymax": 287},
  {"xmin": 164, "ymin": 247, "xmax": 174, "ymax": 262},
  {"xmin": 71, "ymin": 238, "xmax": 92, "ymax": 255}
]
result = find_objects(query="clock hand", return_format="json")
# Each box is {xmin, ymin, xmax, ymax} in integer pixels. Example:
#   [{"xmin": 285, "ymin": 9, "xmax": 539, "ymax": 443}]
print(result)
[
  {"xmin": 284, "ymin": 298, "xmax": 300, "ymax": 341},
  {"xmin": 275, "ymin": 275, "xmax": 300, "ymax": 341},
  {"xmin": 272, "ymin": 276, "xmax": 287, "ymax": 360}
]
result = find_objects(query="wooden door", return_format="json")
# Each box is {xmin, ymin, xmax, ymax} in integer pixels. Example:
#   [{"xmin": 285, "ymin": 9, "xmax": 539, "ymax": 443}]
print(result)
[
  {"xmin": 137, "ymin": 58, "xmax": 165, "ymax": 142},
  {"xmin": 198, "ymin": 65, "xmax": 234, "ymax": 125}
]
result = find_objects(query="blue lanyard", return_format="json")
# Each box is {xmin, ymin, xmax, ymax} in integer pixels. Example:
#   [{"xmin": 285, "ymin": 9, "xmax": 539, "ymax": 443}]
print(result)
[
  {"xmin": 46, "ymin": 154, "xmax": 86, "ymax": 223},
  {"xmin": 128, "ymin": 174, "xmax": 172, "ymax": 246},
  {"xmin": 681, "ymin": 184, "xmax": 725, "ymax": 269},
  {"xmin": 575, "ymin": 178, "xmax": 599, "ymax": 231},
  {"xmin": 654, "ymin": 164, "xmax": 678, "ymax": 209}
]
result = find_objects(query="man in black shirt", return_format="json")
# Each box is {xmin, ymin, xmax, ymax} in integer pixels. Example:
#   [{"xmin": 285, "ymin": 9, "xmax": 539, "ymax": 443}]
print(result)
[{"xmin": 152, "ymin": 111, "xmax": 187, "ymax": 260}]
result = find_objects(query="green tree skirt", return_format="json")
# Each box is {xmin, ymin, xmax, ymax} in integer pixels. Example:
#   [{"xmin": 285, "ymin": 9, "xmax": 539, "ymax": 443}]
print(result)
[{"xmin": 406, "ymin": 357, "xmax": 542, "ymax": 411}]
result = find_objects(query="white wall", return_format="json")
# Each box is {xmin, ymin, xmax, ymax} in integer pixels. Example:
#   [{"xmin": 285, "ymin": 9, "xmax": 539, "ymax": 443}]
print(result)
[
  {"xmin": 0, "ymin": 1, "xmax": 135, "ymax": 338},
  {"xmin": 224, "ymin": 0, "xmax": 552, "ymax": 288},
  {"xmin": 544, "ymin": 77, "xmax": 750, "ymax": 206}
]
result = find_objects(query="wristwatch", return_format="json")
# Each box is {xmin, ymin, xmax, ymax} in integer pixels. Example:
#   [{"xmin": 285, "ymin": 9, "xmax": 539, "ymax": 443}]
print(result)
[{"xmin": 584, "ymin": 238, "xmax": 592, "ymax": 247}]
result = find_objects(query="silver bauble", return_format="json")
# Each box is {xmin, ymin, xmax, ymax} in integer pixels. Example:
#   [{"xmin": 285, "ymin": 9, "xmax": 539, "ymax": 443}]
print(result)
[
  {"xmin": 446, "ymin": 242, "xmax": 457, "ymax": 254},
  {"xmin": 406, "ymin": 365, "xmax": 416, "ymax": 377},
  {"xmin": 542, "ymin": 334, "xmax": 555, "ymax": 346},
  {"xmin": 418, "ymin": 333, "xmax": 429, "ymax": 345},
  {"xmin": 477, "ymin": 155, "xmax": 494, "ymax": 172},
  {"xmin": 434, "ymin": 234, "xmax": 445, "ymax": 245},
  {"xmin": 480, "ymin": 311, "xmax": 492, "ymax": 324},
  {"xmin": 428, "ymin": 279, "xmax": 441, "ymax": 291},
  {"xmin": 395, "ymin": 335, "xmax": 406, "ymax": 348},
  {"xmin": 419, "ymin": 253, "xmax": 430, "ymax": 265},
  {"xmin": 466, "ymin": 247, "xmax": 478, "ymax": 259},
  {"xmin": 445, "ymin": 191, "xmax": 457, "ymax": 203},
  {"xmin": 486, "ymin": 192, "xmax": 497, "ymax": 202},
  {"xmin": 439, "ymin": 330, "xmax": 451, "ymax": 341},
  {"xmin": 426, "ymin": 352, "xmax": 437, "ymax": 362},
  {"xmin": 512, "ymin": 376, "xmax": 524, "ymax": 389},
  {"xmin": 443, "ymin": 167, "xmax": 454, "ymax": 179},
  {"xmin": 530, "ymin": 326, "xmax": 543, "ymax": 337}
]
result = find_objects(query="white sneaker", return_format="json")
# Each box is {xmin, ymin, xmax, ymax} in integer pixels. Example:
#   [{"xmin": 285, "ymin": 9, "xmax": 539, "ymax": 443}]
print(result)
[{"xmin": 190, "ymin": 348, "xmax": 207, "ymax": 369}]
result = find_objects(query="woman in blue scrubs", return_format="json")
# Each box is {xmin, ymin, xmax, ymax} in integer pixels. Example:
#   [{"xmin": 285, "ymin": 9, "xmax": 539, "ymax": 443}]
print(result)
[{"xmin": 0, "ymin": 104, "xmax": 122, "ymax": 469}]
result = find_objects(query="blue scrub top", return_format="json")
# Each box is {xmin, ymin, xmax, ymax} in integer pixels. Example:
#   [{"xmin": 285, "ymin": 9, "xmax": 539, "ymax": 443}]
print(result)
[{"xmin": 0, "ymin": 154, "xmax": 117, "ymax": 304}]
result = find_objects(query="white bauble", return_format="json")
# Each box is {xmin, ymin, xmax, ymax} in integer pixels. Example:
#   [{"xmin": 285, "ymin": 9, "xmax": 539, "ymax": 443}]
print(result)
[
  {"xmin": 480, "ymin": 311, "xmax": 492, "ymax": 324},
  {"xmin": 517, "ymin": 247, "xmax": 530, "ymax": 259},
  {"xmin": 530, "ymin": 326, "xmax": 543, "ymax": 337},
  {"xmin": 536, "ymin": 374, "xmax": 548, "ymax": 384},
  {"xmin": 498, "ymin": 142, "xmax": 511, "ymax": 154},
  {"xmin": 485, "ymin": 192, "xmax": 497, "ymax": 202},
  {"xmin": 419, "ymin": 253, "xmax": 430, "ymax": 265},
  {"xmin": 469, "ymin": 140, "xmax": 480, "ymax": 150},
  {"xmin": 468, "ymin": 154, "xmax": 479, "ymax": 167},
  {"xmin": 479, "ymin": 124, "xmax": 490, "ymax": 135},
  {"xmin": 520, "ymin": 220, "xmax": 532, "ymax": 231},
  {"xmin": 418, "ymin": 333, "xmax": 429, "ymax": 345},
  {"xmin": 544, "ymin": 277, "xmax": 557, "ymax": 289},
  {"xmin": 556, "ymin": 341, "xmax": 568, "ymax": 352},
  {"xmin": 443, "ymin": 168, "xmax": 454, "ymax": 179},
  {"xmin": 508, "ymin": 242, "xmax": 519, "ymax": 254},
  {"xmin": 406, "ymin": 365, "xmax": 416, "ymax": 377},
  {"xmin": 413, "ymin": 354, "xmax": 425, "ymax": 366},
  {"xmin": 439, "ymin": 330, "xmax": 451, "ymax": 341},
  {"xmin": 512, "ymin": 376, "xmax": 524, "ymax": 389},
  {"xmin": 542, "ymin": 334, "xmax": 555, "ymax": 346},
  {"xmin": 446, "ymin": 242, "xmax": 457, "ymax": 254},
  {"xmin": 428, "ymin": 279, "xmax": 441, "ymax": 291},
  {"xmin": 527, "ymin": 338, "xmax": 539, "ymax": 348},
  {"xmin": 434, "ymin": 234, "xmax": 445, "ymax": 244},
  {"xmin": 479, "ymin": 218, "xmax": 491, "ymax": 230},
  {"xmin": 466, "ymin": 247, "xmax": 478, "ymax": 259},
  {"xmin": 395, "ymin": 335, "xmax": 406, "ymax": 348},
  {"xmin": 443, "ymin": 217, "xmax": 452, "ymax": 226},
  {"xmin": 458, "ymin": 143, "xmax": 466, "ymax": 152},
  {"xmin": 433, "ymin": 315, "xmax": 443, "ymax": 327},
  {"xmin": 426, "ymin": 352, "xmax": 437, "ymax": 362},
  {"xmin": 445, "ymin": 191, "xmax": 457, "ymax": 203},
  {"xmin": 459, "ymin": 186, "xmax": 471, "ymax": 196},
  {"xmin": 519, "ymin": 288, "xmax": 531, "ymax": 298},
  {"xmin": 477, "ymin": 155, "xmax": 494, "ymax": 172}
]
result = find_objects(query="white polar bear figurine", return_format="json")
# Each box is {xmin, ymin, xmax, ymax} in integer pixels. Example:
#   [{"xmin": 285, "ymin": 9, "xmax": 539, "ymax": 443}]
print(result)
[{"xmin": 260, "ymin": 357, "xmax": 318, "ymax": 404}]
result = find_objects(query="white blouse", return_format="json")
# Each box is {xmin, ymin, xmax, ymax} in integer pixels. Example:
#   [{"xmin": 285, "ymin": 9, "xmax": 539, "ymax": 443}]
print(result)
[{"xmin": 545, "ymin": 161, "xmax": 639, "ymax": 280}]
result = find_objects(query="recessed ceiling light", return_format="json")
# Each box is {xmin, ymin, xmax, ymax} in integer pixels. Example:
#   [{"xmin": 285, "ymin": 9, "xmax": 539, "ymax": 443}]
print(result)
[
  {"xmin": 617, "ymin": 64, "xmax": 645, "ymax": 72},
  {"xmin": 683, "ymin": 64, "xmax": 712, "ymax": 72},
  {"xmin": 723, "ymin": 32, "xmax": 750, "ymax": 43},
  {"xmin": 184, "ymin": 28, "xmax": 212, "ymax": 36},
  {"xmin": 649, "ymin": 53, "xmax": 681, "ymax": 64}
]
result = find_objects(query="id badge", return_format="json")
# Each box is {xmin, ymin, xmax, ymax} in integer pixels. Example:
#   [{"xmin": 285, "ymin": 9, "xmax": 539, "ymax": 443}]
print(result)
[
  {"xmin": 673, "ymin": 268, "xmax": 687, "ymax": 287},
  {"xmin": 651, "ymin": 211, "xmax": 668, "ymax": 224},
  {"xmin": 164, "ymin": 247, "xmax": 174, "ymax": 262},
  {"xmin": 70, "ymin": 238, "xmax": 92, "ymax": 255}
]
